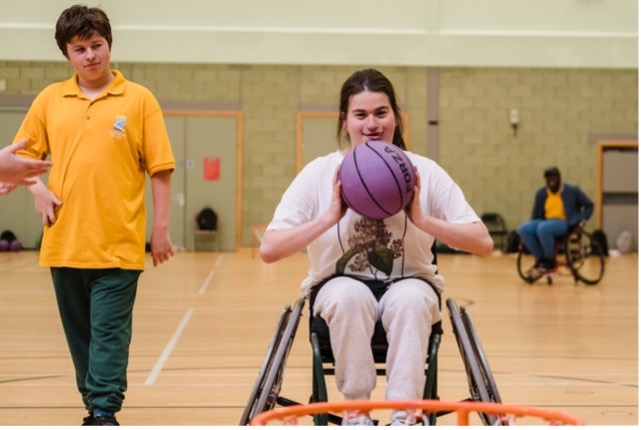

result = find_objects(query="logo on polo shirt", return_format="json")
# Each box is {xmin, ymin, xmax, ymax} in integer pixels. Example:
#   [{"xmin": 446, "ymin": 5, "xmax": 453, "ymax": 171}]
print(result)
[
  {"xmin": 114, "ymin": 116, "xmax": 126, "ymax": 132},
  {"xmin": 109, "ymin": 115, "xmax": 127, "ymax": 139}
]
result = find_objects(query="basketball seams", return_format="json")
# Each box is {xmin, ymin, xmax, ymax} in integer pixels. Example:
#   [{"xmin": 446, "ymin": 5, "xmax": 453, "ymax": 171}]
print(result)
[
  {"xmin": 363, "ymin": 142, "xmax": 404, "ymax": 214},
  {"xmin": 340, "ymin": 141, "xmax": 416, "ymax": 220},
  {"xmin": 338, "ymin": 154, "xmax": 358, "ymax": 214},
  {"xmin": 353, "ymin": 144, "xmax": 396, "ymax": 217}
]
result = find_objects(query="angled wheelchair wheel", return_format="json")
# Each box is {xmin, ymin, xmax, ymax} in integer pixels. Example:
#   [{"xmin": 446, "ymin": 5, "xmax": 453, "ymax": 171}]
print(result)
[
  {"xmin": 239, "ymin": 298, "xmax": 305, "ymax": 425},
  {"xmin": 516, "ymin": 245, "xmax": 540, "ymax": 283},
  {"xmin": 460, "ymin": 307, "xmax": 502, "ymax": 405},
  {"xmin": 239, "ymin": 303, "xmax": 292, "ymax": 425},
  {"xmin": 447, "ymin": 298, "xmax": 506, "ymax": 426},
  {"xmin": 564, "ymin": 230, "xmax": 605, "ymax": 285}
]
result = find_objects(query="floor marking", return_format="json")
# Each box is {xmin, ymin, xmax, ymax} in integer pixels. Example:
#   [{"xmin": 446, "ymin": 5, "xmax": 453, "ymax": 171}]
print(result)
[
  {"xmin": 145, "ymin": 308, "xmax": 194, "ymax": 385},
  {"xmin": 198, "ymin": 254, "xmax": 223, "ymax": 295}
]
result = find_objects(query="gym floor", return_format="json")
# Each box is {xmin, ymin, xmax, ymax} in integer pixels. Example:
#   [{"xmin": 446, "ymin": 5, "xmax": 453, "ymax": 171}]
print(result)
[{"xmin": 0, "ymin": 250, "xmax": 637, "ymax": 426}]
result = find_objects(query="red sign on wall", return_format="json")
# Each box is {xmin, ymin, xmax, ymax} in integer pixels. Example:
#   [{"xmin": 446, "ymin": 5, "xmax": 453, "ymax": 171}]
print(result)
[{"xmin": 204, "ymin": 157, "xmax": 220, "ymax": 181}]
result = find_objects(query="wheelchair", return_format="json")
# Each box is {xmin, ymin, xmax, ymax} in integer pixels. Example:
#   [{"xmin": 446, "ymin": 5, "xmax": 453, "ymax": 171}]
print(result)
[
  {"xmin": 240, "ymin": 293, "xmax": 505, "ymax": 426},
  {"xmin": 516, "ymin": 224, "xmax": 605, "ymax": 285}
]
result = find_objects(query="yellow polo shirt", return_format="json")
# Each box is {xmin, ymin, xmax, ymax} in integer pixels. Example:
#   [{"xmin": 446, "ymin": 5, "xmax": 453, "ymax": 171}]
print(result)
[{"xmin": 15, "ymin": 70, "xmax": 175, "ymax": 270}]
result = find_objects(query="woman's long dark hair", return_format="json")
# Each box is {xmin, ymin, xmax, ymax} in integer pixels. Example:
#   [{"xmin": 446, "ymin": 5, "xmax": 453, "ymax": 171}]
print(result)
[{"xmin": 336, "ymin": 69, "xmax": 406, "ymax": 150}]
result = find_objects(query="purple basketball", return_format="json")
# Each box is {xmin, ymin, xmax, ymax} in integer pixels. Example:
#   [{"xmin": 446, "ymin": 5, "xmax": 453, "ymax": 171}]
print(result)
[
  {"xmin": 9, "ymin": 240, "xmax": 22, "ymax": 252},
  {"xmin": 339, "ymin": 140, "xmax": 416, "ymax": 220},
  {"xmin": 0, "ymin": 239, "xmax": 8, "ymax": 251}
]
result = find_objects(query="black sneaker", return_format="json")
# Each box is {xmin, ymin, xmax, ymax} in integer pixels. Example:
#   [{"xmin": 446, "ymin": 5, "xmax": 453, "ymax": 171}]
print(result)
[
  {"xmin": 537, "ymin": 259, "xmax": 556, "ymax": 270},
  {"xmin": 525, "ymin": 264, "xmax": 546, "ymax": 281},
  {"xmin": 90, "ymin": 415, "xmax": 120, "ymax": 426},
  {"xmin": 82, "ymin": 414, "xmax": 94, "ymax": 426}
]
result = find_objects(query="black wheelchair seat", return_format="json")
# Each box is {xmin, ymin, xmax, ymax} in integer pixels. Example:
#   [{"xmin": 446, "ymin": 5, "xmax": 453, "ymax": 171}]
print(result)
[
  {"xmin": 310, "ymin": 316, "xmax": 392, "ymax": 365},
  {"xmin": 308, "ymin": 276, "xmax": 442, "ymax": 368},
  {"xmin": 308, "ymin": 312, "xmax": 443, "ymax": 425}
]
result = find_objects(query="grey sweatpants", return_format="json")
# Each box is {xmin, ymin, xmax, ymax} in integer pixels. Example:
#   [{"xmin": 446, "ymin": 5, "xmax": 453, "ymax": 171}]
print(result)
[{"xmin": 312, "ymin": 276, "xmax": 441, "ymax": 400}]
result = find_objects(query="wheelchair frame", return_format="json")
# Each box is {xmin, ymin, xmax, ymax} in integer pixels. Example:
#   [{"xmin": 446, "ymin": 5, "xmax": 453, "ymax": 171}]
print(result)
[
  {"xmin": 240, "ymin": 297, "xmax": 505, "ymax": 426},
  {"xmin": 516, "ymin": 226, "xmax": 605, "ymax": 285}
]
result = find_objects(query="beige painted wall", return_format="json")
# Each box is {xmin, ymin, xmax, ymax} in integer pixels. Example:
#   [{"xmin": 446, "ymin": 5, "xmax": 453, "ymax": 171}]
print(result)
[
  {"xmin": 0, "ymin": 1, "xmax": 637, "ymax": 247},
  {"xmin": 439, "ymin": 67, "xmax": 637, "ymax": 231},
  {"xmin": 0, "ymin": 62, "xmax": 636, "ymax": 246},
  {"xmin": 0, "ymin": 1, "xmax": 636, "ymax": 68}
]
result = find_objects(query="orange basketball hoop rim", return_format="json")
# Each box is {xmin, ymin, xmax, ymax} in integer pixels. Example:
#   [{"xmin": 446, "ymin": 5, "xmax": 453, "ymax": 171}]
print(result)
[{"xmin": 249, "ymin": 399, "xmax": 584, "ymax": 426}]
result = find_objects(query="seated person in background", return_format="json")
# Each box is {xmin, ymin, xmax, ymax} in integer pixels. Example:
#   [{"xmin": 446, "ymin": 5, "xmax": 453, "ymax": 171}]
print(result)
[{"xmin": 519, "ymin": 167, "xmax": 594, "ymax": 276}]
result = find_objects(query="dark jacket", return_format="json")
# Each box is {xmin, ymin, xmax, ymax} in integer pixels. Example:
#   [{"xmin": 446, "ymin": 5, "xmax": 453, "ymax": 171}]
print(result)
[{"xmin": 531, "ymin": 183, "xmax": 594, "ymax": 228}]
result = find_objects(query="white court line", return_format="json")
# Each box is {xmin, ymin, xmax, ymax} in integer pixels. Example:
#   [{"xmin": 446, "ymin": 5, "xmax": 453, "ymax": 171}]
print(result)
[
  {"xmin": 145, "ymin": 255, "xmax": 221, "ymax": 385},
  {"xmin": 198, "ymin": 254, "xmax": 223, "ymax": 295},
  {"xmin": 144, "ymin": 307, "xmax": 194, "ymax": 385}
]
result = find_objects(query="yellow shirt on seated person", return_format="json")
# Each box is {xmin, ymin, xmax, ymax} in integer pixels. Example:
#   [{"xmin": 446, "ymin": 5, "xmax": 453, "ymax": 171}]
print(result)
[{"xmin": 544, "ymin": 189, "xmax": 566, "ymax": 221}]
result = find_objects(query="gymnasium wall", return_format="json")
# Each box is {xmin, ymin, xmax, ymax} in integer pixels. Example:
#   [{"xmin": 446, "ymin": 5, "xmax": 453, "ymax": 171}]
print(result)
[
  {"xmin": 0, "ymin": 0, "xmax": 637, "ymax": 248},
  {"xmin": 0, "ymin": 63, "xmax": 636, "ymax": 247},
  {"xmin": 0, "ymin": 0, "xmax": 636, "ymax": 68}
]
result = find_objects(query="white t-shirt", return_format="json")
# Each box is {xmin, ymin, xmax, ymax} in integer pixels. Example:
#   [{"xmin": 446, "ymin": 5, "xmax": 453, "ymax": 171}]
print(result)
[{"xmin": 267, "ymin": 150, "xmax": 480, "ymax": 297}]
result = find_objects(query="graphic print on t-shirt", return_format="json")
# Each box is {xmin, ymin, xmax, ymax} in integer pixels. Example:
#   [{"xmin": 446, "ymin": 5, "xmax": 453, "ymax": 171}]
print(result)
[{"xmin": 335, "ymin": 218, "xmax": 404, "ymax": 279}]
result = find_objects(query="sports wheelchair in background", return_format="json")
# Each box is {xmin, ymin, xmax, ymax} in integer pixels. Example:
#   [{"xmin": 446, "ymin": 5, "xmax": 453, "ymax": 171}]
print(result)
[
  {"xmin": 240, "ymin": 296, "xmax": 505, "ymax": 426},
  {"xmin": 516, "ymin": 224, "xmax": 605, "ymax": 285}
]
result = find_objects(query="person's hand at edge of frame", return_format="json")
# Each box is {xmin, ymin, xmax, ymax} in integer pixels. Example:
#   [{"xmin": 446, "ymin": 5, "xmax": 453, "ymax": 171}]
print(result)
[{"xmin": 0, "ymin": 140, "xmax": 52, "ymax": 189}]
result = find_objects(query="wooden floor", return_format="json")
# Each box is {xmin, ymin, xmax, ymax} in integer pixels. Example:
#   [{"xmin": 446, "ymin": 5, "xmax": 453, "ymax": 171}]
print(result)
[{"xmin": 0, "ymin": 249, "xmax": 637, "ymax": 426}]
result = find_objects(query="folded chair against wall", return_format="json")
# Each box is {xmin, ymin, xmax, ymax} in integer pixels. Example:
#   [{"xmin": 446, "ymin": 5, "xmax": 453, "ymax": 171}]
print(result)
[{"xmin": 480, "ymin": 213, "xmax": 508, "ymax": 252}]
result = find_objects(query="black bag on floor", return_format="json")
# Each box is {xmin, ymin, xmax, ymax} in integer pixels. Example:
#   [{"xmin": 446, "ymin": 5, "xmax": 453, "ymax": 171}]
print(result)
[
  {"xmin": 196, "ymin": 207, "xmax": 218, "ymax": 231},
  {"xmin": 1, "ymin": 230, "xmax": 17, "ymax": 243}
]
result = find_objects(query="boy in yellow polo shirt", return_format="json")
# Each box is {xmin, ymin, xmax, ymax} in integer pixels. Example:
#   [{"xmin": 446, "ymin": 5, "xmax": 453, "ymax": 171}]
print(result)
[
  {"xmin": 14, "ymin": 5, "xmax": 175, "ymax": 425},
  {"xmin": 519, "ymin": 167, "xmax": 594, "ymax": 279}
]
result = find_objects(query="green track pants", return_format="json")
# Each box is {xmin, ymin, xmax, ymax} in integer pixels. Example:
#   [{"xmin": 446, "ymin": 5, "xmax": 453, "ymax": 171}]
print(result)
[{"xmin": 51, "ymin": 267, "xmax": 140, "ymax": 413}]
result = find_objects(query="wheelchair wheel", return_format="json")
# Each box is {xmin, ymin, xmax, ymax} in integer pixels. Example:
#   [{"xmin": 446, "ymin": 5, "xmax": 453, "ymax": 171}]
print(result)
[
  {"xmin": 460, "ymin": 307, "xmax": 502, "ymax": 404},
  {"xmin": 239, "ymin": 298, "xmax": 305, "ymax": 425},
  {"xmin": 447, "ymin": 298, "xmax": 506, "ymax": 426},
  {"xmin": 516, "ymin": 245, "xmax": 541, "ymax": 283},
  {"xmin": 564, "ymin": 229, "xmax": 605, "ymax": 285},
  {"xmin": 239, "ymin": 304, "xmax": 292, "ymax": 425}
]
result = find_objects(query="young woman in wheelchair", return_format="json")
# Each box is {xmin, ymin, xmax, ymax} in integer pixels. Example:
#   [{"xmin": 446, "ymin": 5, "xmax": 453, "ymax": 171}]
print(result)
[
  {"xmin": 518, "ymin": 167, "xmax": 594, "ymax": 279},
  {"xmin": 260, "ymin": 68, "xmax": 493, "ymax": 426}
]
